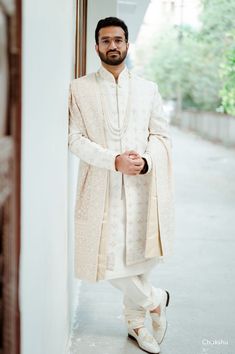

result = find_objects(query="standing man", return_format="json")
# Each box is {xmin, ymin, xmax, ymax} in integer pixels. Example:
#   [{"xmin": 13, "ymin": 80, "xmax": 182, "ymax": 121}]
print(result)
[{"xmin": 68, "ymin": 17, "xmax": 174, "ymax": 354}]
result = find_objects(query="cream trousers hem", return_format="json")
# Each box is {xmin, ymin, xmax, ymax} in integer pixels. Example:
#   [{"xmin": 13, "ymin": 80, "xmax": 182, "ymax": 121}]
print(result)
[{"xmin": 109, "ymin": 271, "xmax": 164, "ymax": 330}]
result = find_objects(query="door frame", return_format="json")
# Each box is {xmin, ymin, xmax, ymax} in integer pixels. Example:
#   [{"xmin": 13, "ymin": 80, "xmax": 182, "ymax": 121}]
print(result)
[
  {"xmin": 0, "ymin": 0, "xmax": 22, "ymax": 353},
  {"xmin": 75, "ymin": 0, "xmax": 87, "ymax": 77}
]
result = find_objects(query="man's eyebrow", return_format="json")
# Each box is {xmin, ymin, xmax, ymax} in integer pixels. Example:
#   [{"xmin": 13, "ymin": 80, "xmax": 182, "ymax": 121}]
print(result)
[{"xmin": 100, "ymin": 35, "xmax": 124, "ymax": 39}]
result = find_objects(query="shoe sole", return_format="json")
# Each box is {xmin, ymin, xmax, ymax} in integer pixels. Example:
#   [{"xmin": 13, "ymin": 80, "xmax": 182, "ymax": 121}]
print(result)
[
  {"xmin": 128, "ymin": 334, "xmax": 160, "ymax": 354},
  {"xmin": 166, "ymin": 290, "xmax": 170, "ymax": 307},
  {"xmin": 157, "ymin": 290, "xmax": 170, "ymax": 344}
]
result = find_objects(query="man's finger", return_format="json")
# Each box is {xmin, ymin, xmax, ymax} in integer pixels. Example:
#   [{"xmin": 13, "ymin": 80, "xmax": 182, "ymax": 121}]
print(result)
[
  {"xmin": 132, "ymin": 157, "xmax": 143, "ymax": 165},
  {"xmin": 129, "ymin": 154, "xmax": 138, "ymax": 159},
  {"xmin": 133, "ymin": 161, "xmax": 142, "ymax": 166},
  {"xmin": 132, "ymin": 165, "xmax": 142, "ymax": 172},
  {"xmin": 129, "ymin": 160, "xmax": 142, "ymax": 168}
]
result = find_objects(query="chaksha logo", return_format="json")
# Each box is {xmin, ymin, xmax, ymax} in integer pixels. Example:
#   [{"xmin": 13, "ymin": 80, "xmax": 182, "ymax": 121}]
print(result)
[{"xmin": 202, "ymin": 338, "xmax": 229, "ymax": 346}]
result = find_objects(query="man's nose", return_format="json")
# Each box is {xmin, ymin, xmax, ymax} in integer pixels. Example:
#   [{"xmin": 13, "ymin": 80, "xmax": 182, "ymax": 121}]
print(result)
[{"xmin": 109, "ymin": 40, "xmax": 117, "ymax": 49}]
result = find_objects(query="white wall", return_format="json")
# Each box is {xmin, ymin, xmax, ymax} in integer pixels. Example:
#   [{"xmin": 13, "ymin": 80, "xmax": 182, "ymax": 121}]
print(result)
[
  {"xmin": 20, "ymin": 0, "xmax": 77, "ymax": 353},
  {"xmin": 86, "ymin": 0, "xmax": 118, "ymax": 73},
  {"xmin": 67, "ymin": 152, "xmax": 80, "ymax": 336}
]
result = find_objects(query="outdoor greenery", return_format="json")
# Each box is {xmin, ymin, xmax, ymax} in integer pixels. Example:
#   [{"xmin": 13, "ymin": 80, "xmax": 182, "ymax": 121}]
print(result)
[
  {"xmin": 220, "ymin": 31, "xmax": 235, "ymax": 115},
  {"xmin": 145, "ymin": 0, "xmax": 235, "ymax": 114}
]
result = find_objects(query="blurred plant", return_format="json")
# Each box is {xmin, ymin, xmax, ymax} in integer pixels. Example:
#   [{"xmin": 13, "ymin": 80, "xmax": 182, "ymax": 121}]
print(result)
[
  {"xmin": 219, "ymin": 31, "xmax": 235, "ymax": 115},
  {"xmin": 142, "ymin": 0, "xmax": 235, "ymax": 114}
]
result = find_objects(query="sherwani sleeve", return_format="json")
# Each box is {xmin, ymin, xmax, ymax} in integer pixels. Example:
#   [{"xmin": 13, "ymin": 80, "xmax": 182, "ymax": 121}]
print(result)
[
  {"xmin": 142, "ymin": 84, "xmax": 172, "ymax": 174},
  {"xmin": 68, "ymin": 82, "xmax": 117, "ymax": 171}
]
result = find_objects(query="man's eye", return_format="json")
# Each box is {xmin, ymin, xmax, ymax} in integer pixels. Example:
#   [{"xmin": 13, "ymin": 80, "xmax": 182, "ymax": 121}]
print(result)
[{"xmin": 103, "ymin": 40, "xmax": 109, "ymax": 44}]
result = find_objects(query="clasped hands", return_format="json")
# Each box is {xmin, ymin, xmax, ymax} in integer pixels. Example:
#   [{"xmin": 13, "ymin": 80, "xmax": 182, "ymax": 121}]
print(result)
[{"xmin": 115, "ymin": 150, "xmax": 145, "ymax": 175}]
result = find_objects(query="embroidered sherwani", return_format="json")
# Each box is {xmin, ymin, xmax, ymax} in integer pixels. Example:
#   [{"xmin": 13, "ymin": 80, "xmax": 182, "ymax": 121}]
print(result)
[
  {"xmin": 97, "ymin": 66, "xmax": 158, "ymax": 279},
  {"xmin": 68, "ymin": 65, "xmax": 174, "ymax": 283}
]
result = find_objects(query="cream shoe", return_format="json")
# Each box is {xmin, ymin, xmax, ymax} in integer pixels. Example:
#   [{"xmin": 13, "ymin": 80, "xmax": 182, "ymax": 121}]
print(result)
[
  {"xmin": 128, "ymin": 326, "xmax": 160, "ymax": 354},
  {"xmin": 150, "ymin": 290, "xmax": 170, "ymax": 344}
]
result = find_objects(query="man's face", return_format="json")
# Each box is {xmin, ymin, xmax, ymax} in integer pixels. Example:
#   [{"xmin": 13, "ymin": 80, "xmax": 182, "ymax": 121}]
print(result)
[{"xmin": 95, "ymin": 26, "xmax": 129, "ymax": 66}]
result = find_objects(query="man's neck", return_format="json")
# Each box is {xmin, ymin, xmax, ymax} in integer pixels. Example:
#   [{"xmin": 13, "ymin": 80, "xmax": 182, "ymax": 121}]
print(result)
[{"xmin": 101, "ymin": 62, "xmax": 125, "ymax": 82}]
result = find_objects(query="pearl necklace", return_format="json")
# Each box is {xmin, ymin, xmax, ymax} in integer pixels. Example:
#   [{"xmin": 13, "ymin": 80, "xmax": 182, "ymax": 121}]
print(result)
[{"xmin": 95, "ymin": 71, "xmax": 132, "ymax": 140}]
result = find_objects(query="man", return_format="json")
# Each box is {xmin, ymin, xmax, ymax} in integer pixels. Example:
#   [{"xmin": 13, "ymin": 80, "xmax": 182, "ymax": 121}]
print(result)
[{"xmin": 68, "ymin": 17, "xmax": 174, "ymax": 354}]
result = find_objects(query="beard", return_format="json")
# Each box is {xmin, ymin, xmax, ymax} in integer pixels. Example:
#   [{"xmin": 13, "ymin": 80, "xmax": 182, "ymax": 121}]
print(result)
[{"xmin": 98, "ymin": 48, "xmax": 128, "ymax": 66}]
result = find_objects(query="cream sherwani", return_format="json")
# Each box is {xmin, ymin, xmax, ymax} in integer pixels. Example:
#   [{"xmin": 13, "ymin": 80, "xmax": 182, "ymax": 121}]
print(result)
[
  {"xmin": 98, "ymin": 66, "xmax": 158, "ymax": 279},
  {"xmin": 68, "ymin": 65, "xmax": 174, "ymax": 283}
]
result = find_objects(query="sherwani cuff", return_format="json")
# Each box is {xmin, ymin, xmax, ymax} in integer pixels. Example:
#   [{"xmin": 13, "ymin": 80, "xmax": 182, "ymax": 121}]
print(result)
[
  {"xmin": 142, "ymin": 152, "xmax": 152, "ymax": 175},
  {"xmin": 109, "ymin": 151, "xmax": 120, "ymax": 172}
]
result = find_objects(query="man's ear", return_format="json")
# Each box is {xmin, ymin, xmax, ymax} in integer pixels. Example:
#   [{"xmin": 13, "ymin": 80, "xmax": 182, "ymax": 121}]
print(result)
[{"xmin": 95, "ymin": 44, "xmax": 99, "ymax": 55}]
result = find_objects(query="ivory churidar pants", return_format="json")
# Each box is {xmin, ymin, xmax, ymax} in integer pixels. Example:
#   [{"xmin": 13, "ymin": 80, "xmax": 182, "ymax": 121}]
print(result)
[{"xmin": 109, "ymin": 271, "xmax": 164, "ymax": 329}]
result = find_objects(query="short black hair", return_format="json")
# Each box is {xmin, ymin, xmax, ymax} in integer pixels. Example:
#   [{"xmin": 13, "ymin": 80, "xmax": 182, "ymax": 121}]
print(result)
[{"xmin": 95, "ymin": 17, "xmax": 129, "ymax": 44}]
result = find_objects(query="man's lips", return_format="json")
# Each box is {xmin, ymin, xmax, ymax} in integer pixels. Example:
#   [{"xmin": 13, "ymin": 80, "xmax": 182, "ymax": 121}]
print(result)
[{"xmin": 107, "ymin": 51, "xmax": 120, "ymax": 55}]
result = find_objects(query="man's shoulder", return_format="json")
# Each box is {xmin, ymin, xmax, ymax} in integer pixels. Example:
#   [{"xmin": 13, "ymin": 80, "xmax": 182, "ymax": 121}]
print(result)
[{"xmin": 70, "ymin": 72, "xmax": 96, "ymax": 90}]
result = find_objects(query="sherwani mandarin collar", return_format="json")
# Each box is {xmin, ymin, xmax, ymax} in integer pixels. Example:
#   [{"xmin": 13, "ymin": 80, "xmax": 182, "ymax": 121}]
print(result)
[{"xmin": 97, "ymin": 65, "xmax": 129, "ymax": 86}]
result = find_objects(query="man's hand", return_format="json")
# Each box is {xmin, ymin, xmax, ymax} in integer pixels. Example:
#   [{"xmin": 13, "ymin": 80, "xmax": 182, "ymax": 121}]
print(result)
[{"xmin": 115, "ymin": 150, "xmax": 145, "ymax": 175}]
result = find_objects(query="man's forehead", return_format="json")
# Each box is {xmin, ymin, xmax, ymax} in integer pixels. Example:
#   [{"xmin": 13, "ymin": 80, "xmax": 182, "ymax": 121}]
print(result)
[{"xmin": 99, "ymin": 26, "xmax": 125, "ymax": 38}]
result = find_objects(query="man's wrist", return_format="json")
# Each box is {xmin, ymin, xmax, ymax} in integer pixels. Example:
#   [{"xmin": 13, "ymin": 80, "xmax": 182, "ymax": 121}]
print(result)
[{"xmin": 140, "ymin": 157, "xmax": 148, "ymax": 174}]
